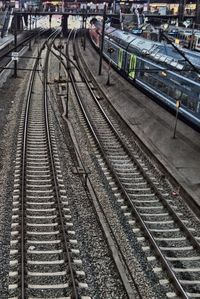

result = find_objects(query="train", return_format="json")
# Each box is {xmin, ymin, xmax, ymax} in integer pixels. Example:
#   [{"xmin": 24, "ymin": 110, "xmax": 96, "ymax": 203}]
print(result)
[
  {"xmin": 89, "ymin": 18, "xmax": 200, "ymax": 128},
  {"xmin": 167, "ymin": 27, "xmax": 200, "ymax": 52}
]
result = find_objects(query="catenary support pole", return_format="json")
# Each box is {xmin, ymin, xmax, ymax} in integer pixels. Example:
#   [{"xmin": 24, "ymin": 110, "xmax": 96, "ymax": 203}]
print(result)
[
  {"xmin": 29, "ymin": 13, "xmax": 32, "ymax": 50},
  {"xmin": 98, "ymin": 4, "xmax": 106, "ymax": 76},
  {"xmin": 14, "ymin": 14, "xmax": 17, "ymax": 78}
]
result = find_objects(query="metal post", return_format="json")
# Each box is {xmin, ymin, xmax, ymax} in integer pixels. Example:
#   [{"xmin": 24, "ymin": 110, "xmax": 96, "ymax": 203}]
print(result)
[
  {"xmin": 98, "ymin": 4, "xmax": 106, "ymax": 75},
  {"xmin": 58, "ymin": 55, "xmax": 61, "ymax": 81},
  {"xmin": 81, "ymin": 14, "xmax": 84, "ymax": 47},
  {"xmin": 114, "ymin": 0, "xmax": 116, "ymax": 13},
  {"xmin": 106, "ymin": 56, "xmax": 111, "ymax": 85},
  {"xmin": 62, "ymin": 15, "xmax": 68, "ymax": 37},
  {"xmin": 106, "ymin": 47, "xmax": 114, "ymax": 85},
  {"xmin": 83, "ymin": 12, "xmax": 87, "ymax": 51},
  {"xmin": 82, "ymin": 13, "xmax": 84, "ymax": 29},
  {"xmin": 196, "ymin": 0, "xmax": 200, "ymax": 24},
  {"xmin": 66, "ymin": 54, "xmax": 69, "ymax": 118},
  {"xmin": 178, "ymin": 0, "xmax": 186, "ymax": 25},
  {"xmin": 59, "ymin": 36, "xmax": 62, "ymax": 81},
  {"xmin": 49, "ymin": 14, "xmax": 52, "ymax": 28},
  {"xmin": 14, "ymin": 14, "xmax": 17, "ymax": 78},
  {"xmin": 172, "ymin": 101, "xmax": 180, "ymax": 139},
  {"xmin": 159, "ymin": 28, "xmax": 162, "ymax": 42},
  {"xmin": 190, "ymin": 22, "xmax": 195, "ymax": 49},
  {"xmin": 147, "ymin": 0, "xmax": 150, "ymax": 12},
  {"xmin": 66, "ymin": 77, "xmax": 69, "ymax": 118},
  {"xmin": 29, "ymin": 13, "xmax": 32, "ymax": 50}
]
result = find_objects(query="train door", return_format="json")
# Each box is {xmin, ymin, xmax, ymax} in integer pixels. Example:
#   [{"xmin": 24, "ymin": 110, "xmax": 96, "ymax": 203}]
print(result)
[
  {"xmin": 118, "ymin": 48, "xmax": 123, "ymax": 69},
  {"xmin": 128, "ymin": 54, "xmax": 137, "ymax": 79},
  {"xmin": 194, "ymin": 35, "xmax": 200, "ymax": 51},
  {"xmin": 198, "ymin": 95, "xmax": 200, "ymax": 114}
]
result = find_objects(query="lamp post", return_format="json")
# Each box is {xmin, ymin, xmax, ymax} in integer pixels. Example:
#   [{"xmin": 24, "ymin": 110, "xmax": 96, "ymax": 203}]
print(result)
[
  {"xmin": 98, "ymin": 4, "xmax": 107, "ymax": 75},
  {"xmin": 29, "ymin": 13, "xmax": 32, "ymax": 50},
  {"xmin": 66, "ymin": 68, "xmax": 69, "ymax": 118},
  {"xmin": 178, "ymin": 0, "xmax": 186, "ymax": 24},
  {"xmin": 66, "ymin": 52, "xmax": 70, "ymax": 118},
  {"xmin": 106, "ymin": 47, "xmax": 114, "ymax": 86},
  {"xmin": 196, "ymin": 0, "xmax": 200, "ymax": 24},
  {"xmin": 58, "ymin": 36, "xmax": 64, "ymax": 81},
  {"xmin": 172, "ymin": 100, "xmax": 181, "ymax": 139},
  {"xmin": 14, "ymin": 13, "xmax": 18, "ymax": 78}
]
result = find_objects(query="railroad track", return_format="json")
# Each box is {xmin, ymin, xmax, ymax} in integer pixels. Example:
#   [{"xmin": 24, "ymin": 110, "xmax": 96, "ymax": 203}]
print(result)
[
  {"xmin": 58, "ymin": 30, "xmax": 200, "ymax": 299},
  {"xmin": 8, "ymin": 30, "xmax": 89, "ymax": 299},
  {"xmin": 0, "ymin": 29, "xmax": 46, "ymax": 87}
]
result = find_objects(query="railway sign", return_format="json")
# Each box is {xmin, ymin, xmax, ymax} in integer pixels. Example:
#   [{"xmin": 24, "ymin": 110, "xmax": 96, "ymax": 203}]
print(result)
[{"xmin": 11, "ymin": 52, "xmax": 19, "ymax": 61}]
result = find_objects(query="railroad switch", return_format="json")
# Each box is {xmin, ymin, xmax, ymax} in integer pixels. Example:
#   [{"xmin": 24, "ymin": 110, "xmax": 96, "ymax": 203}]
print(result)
[
  {"xmin": 54, "ymin": 78, "xmax": 66, "ymax": 83},
  {"xmin": 72, "ymin": 167, "xmax": 90, "ymax": 175},
  {"xmin": 72, "ymin": 167, "xmax": 90, "ymax": 188}
]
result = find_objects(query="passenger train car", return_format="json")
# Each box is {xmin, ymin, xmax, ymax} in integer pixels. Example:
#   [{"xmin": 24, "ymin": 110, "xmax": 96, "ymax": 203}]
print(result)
[
  {"xmin": 89, "ymin": 19, "xmax": 200, "ymax": 128},
  {"xmin": 168, "ymin": 27, "xmax": 200, "ymax": 52}
]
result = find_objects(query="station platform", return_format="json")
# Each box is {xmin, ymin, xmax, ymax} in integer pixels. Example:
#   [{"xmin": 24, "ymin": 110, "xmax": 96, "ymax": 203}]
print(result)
[
  {"xmin": 0, "ymin": 34, "xmax": 13, "ymax": 50},
  {"xmin": 83, "ymin": 42, "xmax": 200, "ymax": 213}
]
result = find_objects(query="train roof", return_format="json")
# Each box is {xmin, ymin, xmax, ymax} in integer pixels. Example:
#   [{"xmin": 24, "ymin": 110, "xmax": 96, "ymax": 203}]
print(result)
[
  {"xmin": 105, "ymin": 26, "xmax": 200, "ymax": 72},
  {"xmin": 105, "ymin": 26, "xmax": 158, "ymax": 52},
  {"xmin": 181, "ymin": 48, "xmax": 200, "ymax": 68},
  {"xmin": 168, "ymin": 25, "xmax": 200, "ymax": 35}
]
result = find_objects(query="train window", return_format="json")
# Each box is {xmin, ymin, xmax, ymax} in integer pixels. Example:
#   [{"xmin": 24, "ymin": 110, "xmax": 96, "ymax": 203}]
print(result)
[
  {"xmin": 148, "ymin": 75, "xmax": 155, "ymax": 85},
  {"xmin": 157, "ymin": 80, "xmax": 163, "ymax": 89},
  {"xmin": 174, "ymin": 89, "xmax": 182, "ymax": 100},
  {"xmin": 143, "ymin": 72, "xmax": 153, "ymax": 84},
  {"xmin": 168, "ymin": 88, "xmax": 181, "ymax": 100},
  {"xmin": 181, "ymin": 93, "xmax": 188, "ymax": 107},
  {"xmin": 146, "ymin": 73, "xmax": 158, "ymax": 87},
  {"xmin": 168, "ymin": 87, "xmax": 174, "ymax": 98},
  {"xmin": 188, "ymin": 100, "xmax": 197, "ymax": 112},
  {"xmin": 157, "ymin": 79, "xmax": 162, "ymax": 89},
  {"xmin": 197, "ymin": 101, "xmax": 200, "ymax": 113},
  {"xmin": 161, "ymin": 83, "xmax": 168, "ymax": 94},
  {"xmin": 158, "ymin": 80, "xmax": 168, "ymax": 94}
]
